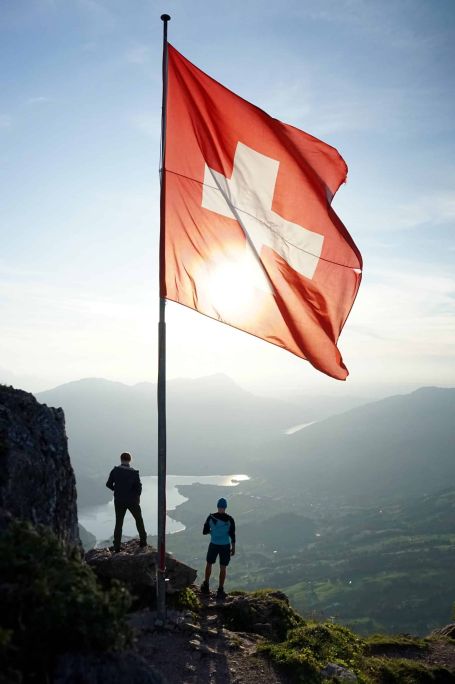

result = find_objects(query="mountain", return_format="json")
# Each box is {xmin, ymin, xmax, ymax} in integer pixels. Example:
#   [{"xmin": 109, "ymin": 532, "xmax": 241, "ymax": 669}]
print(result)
[
  {"xmin": 260, "ymin": 386, "xmax": 455, "ymax": 502},
  {"xmin": 36, "ymin": 375, "xmax": 308, "ymax": 505},
  {"xmin": 36, "ymin": 380, "xmax": 454, "ymax": 508}
]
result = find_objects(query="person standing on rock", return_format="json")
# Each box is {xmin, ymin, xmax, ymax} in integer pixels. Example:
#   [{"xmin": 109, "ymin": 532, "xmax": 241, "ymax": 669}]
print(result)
[
  {"xmin": 106, "ymin": 452, "xmax": 147, "ymax": 553},
  {"xmin": 201, "ymin": 497, "xmax": 236, "ymax": 600}
]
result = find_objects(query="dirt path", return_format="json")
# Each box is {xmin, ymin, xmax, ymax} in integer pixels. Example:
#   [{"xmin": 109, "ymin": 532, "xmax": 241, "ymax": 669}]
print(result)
[
  {"xmin": 129, "ymin": 591, "xmax": 455, "ymax": 683},
  {"xmin": 130, "ymin": 593, "xmax": 288, "ymax": 684}
]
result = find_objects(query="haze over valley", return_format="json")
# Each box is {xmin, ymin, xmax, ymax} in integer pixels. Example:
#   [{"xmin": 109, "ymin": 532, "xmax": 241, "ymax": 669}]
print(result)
[{"xmin": 34, "ymin": 374, "xmax": 455, "ymax": 635}]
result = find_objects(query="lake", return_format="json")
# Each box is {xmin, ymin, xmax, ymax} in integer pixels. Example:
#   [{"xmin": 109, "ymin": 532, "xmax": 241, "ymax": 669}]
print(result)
[{"xmin": 79, "ymin": 473, "xmax": 249, "ymax": 543}]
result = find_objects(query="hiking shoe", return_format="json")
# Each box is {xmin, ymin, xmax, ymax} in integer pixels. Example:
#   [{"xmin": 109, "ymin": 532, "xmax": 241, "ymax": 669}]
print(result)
[
  {"xmin": 200, "ymin": 581, "xmax": 210, "ymax": 594},
  {"xmin": 216, "ymin": 587, "xmax": 227, "ymax": 600}
]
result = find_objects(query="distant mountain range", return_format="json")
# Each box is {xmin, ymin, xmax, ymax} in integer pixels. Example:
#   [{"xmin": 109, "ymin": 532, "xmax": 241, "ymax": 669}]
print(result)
[
  {"xmin": 36, "ymin": 378, "xmax": 454, "ymax": 508},
  {"xmin": 260, "ymin": 386, "xmax": 455, "ymax": 503},
  {"xmin": 34, "ymin": 377, "xmax": 455, "ymax": 638},
  {"xmin": 36, "ymin": 375, "xmax": 309, "ymax": 505}
]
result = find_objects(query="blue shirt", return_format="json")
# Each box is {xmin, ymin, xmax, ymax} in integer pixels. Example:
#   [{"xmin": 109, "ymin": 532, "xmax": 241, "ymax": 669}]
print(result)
[{"xmin": 203, "ymin": 512, "xmax": 236, "ymax": 545}]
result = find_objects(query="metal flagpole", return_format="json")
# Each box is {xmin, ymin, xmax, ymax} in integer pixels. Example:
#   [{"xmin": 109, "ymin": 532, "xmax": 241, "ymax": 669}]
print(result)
[{"xmin": 156, "ymin": 12, "xmax": 170, "ymax": 625}]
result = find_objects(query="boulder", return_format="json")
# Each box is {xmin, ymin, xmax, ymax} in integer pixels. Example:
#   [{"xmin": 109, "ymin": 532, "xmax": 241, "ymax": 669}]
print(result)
[
  {"xmin": 0, "ymin": 385, "xmax": 79, "ymax": 546},
  {"xmin": 320, "ymin": 662, "xmax": 358, "ymax": 681},
  {"xmin": 86, "ymin": 539, "xmax": 197, "ymax": 600},
  {"xmin": 431, "ymin": 623, "xmax": 455, "ymax": 639},
  {"xmin": 218, "ymin": 589, "xmax": 303, "ymax": 641}
]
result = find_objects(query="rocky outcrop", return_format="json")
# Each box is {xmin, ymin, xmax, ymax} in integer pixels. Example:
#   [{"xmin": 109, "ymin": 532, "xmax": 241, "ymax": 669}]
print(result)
[
  {"xmin": 320, "ymin": 662, "xmax": 358, "ymax": 681},
  {"xmin": 86, "ymin": 539, "xmax": 197, "ymax": 601},
  {"xmin": 431, "ymin": 623, "xmax": 455, "ymax": 639},
  {"xmin": 218, "ymin": 589, "xmax": 303, "ymax": 641},
  {"xmin": 0, "ymin": 384, "xmax": 79, "ymax": 546}
]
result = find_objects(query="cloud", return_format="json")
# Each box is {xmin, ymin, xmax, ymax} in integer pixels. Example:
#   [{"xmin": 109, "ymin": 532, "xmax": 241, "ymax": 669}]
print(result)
[
  {"xmin": 258, "ymin": 67, "xmax": 452, "ymax": 139},
  {"xmin": 337, "ymin": 189, "xmax": 455, "ymax": 237},
  {"xmin": 391, "ymin": 193, "xmax": 455, "ymax": 230},
  {"xmin": 347, "ymin": 265, "xmax": 455, "ymax": 362},
  {"xmin": 0, "ymin": 270, "xmax": 158, "ymax": 393},
  {"xmin": 0, "ymin": 115, "xmax": 12, "ymax": 128}
]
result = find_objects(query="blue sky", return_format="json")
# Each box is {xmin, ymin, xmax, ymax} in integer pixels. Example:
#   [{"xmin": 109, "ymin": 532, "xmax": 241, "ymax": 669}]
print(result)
[{"xmin": 1, "ymin": 0, "xmax": 454, "ymax": 398}]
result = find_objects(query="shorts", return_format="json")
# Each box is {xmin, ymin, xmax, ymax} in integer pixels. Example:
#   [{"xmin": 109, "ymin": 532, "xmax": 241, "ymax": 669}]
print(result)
[{"xmin": 206, "ymin": 542, "xmax": 231, "ymax": 567}]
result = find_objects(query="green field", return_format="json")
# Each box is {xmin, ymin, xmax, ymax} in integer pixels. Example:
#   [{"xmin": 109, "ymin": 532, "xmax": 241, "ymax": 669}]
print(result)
[{"xmin": 163, "ymin": 481, "xmax": 455, "ymax": 635}]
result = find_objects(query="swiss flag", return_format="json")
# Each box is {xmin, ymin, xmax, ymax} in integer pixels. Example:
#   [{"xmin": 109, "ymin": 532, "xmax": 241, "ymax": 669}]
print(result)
[{"xmin": 162, "ymin": 45, "xmax": 362, "ymax": 380}]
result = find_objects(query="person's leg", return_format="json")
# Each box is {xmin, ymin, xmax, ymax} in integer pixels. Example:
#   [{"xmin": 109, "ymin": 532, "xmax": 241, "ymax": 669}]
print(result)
[
  {"xmin": 201, "ymin": 563, "xmax": 212, "ymax": 593},
  {"xmin": 202, "ymin": 544, "xmax": 217, "ymax": 592},
  {"xmin": 114, "ymin": 502, "xmax": 127, "ymax": 551},
  {"xmin": 219, "ymin": 565, "xmax": 227, "ymax": 589},
  {"xmin": 217, "ymin": 545, "xmax": 230, "ymax": 597},
  {"xmin": 205, "ymin": 562, "xmax": 213, "ymax": 583},
  {"xmin": 129, "ymin": 503, "xmax": 147, "ymax": 545}
]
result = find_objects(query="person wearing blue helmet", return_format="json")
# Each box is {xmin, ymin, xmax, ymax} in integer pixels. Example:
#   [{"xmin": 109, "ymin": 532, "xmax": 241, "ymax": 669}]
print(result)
[{"xmin": 200, "ymin": 497, "xmax": 236, "ymax": 599}]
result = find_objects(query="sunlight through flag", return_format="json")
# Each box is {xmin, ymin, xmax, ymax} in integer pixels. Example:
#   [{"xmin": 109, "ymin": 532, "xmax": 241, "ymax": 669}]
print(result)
[{"xmin": 161, "ymin": 44, "xmax": 362, "ymax": 380}]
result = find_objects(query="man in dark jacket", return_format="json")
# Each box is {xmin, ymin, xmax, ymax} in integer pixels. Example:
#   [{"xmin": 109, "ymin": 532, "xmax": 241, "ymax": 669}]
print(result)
[
  {"xmin": 106, "ymin": 452, "xmax": 147, "ymax": 552},
  {"xmin": 200, "ymin": 497, "xmax": 236, "ymax": 599}
]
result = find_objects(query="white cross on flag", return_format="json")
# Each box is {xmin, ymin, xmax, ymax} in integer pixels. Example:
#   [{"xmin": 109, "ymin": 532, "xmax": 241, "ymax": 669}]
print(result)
[{"xmin": 162, "ymin": 45, "xmax": 362, "ymax": 380}]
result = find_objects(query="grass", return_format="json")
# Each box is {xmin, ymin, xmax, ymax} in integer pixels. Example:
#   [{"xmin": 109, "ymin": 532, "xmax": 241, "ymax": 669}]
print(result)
[
  {"xmin": 171, "ymin": 587, "xmax": 201, "ymax": 612},
  {"xmin": 258, "ymin": 620, "xmax": 366, "ymax": 683},
  {"xmin": 0, "ymin": 520, "xmax": 132, "ymax": 682},
  {"xmin": 258, "ymin": 618, "xmax": 455, "ymax": 683},
  {"xmin": 221, "ymin": 589, "xmax": 303, "ymax": 641},
  {"xmin": 365, "ymin": 657, "xmax": 455, "ymax": 683}
]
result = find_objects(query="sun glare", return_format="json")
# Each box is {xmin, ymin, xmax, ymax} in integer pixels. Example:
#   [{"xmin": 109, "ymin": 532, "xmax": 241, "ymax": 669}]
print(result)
[{"xmin": 204, "ymin": 250, "xmax": 272, "ymax": 325}]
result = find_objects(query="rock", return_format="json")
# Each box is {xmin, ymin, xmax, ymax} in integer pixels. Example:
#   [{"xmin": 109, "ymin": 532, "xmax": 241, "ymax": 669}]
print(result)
[
  {"xmin": 0, "ymin": 385, "xmax": 79, "ymax": 546},
  {"xmin": 431, "ymin": 623, "xmax": 455, "ymax": 639},
  {"xmin": 219, "ymin": 589, "xmax": 303, "ymax": 641},
  {"xmin": 85, "ymin": 539, "xmax": 197, "ymax": 602},
  {"xmin": 202, "ymin": 627, "xmax": 219, "ymax": 638},
  {"xmin": 320, "ymin": 662, "xmax": 358, "ymax": 681},
  {"xmin": 54, "ymin": 651, "xmax": 166, "ymax": 683},
  {"xmin": 198, "ymin": 643, "xmax": 219, "ymax": 656},
  {"xmin": 180, "ymin": 621, "xmax": 201, "ymax": 633}
]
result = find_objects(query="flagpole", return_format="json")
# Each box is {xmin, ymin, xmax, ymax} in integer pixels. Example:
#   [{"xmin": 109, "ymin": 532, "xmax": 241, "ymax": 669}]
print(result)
[{"xmin": 156, "ymin": 12, "xmax": 170, "ymax": 625}]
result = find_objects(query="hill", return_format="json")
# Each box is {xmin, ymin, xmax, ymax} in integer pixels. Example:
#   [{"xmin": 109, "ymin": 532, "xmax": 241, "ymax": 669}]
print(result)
[
  {"xmin": 38, "ymin": 379, "xmax": 455, "ymax": 510},
  {"xmin": 259, "ymin": 386, "xmax": 455, "ymax": 503},
  {"xmin": 36, "ymin": 375, "xmax": 307, "ymax": 505}
]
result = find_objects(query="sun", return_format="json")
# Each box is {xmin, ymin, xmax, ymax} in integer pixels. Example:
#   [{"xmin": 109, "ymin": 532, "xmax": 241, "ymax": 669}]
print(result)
[{"xmin": 201, "ymin": 248, "xmax": 272, "ymax": 325}]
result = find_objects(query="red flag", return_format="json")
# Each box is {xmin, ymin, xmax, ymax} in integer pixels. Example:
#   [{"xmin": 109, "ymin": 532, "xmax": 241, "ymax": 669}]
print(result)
[{"xmin": 162, "ymin": 45, "xmax": 362, "ymax": 380}]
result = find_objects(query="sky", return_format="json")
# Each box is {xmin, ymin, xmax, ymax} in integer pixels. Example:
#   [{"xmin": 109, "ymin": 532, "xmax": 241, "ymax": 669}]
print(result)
[{"xmin": 1, "ymin": 0, "xmax": 454, "ymax": 400}]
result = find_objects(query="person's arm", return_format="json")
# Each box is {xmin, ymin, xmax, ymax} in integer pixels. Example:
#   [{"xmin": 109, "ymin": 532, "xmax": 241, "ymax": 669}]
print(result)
[
  {"xmin": 135, "ymin": 471, "xmax": 142, "ymax": 496},
  {"xmin": 203, "ymin": 515, "xmax": 211, "ymax": 535},
  {"xmin": 106, "ymin": 468, "xmax": 115, "ymax": 491},
  {"xmin": 229, "ymin": 516, "xmax": 236, "ymax": 555}
]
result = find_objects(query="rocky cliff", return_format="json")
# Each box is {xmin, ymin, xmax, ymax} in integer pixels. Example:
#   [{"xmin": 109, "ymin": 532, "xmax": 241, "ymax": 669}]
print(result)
[{"xmin": 0, "ymin": 384, "xmax": 79, "ymax": 546}]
